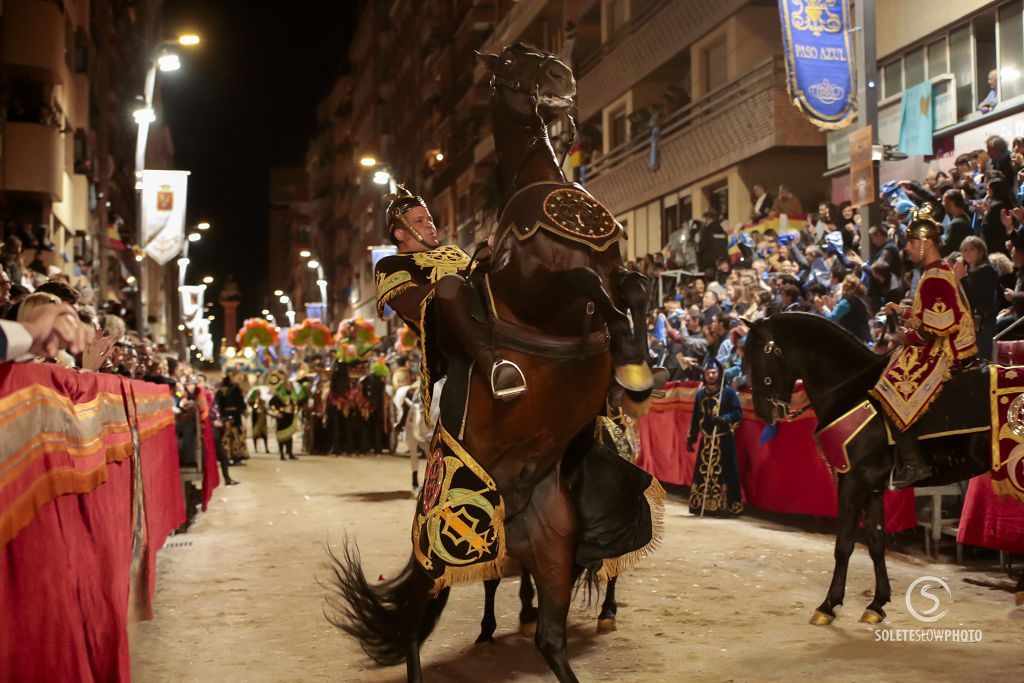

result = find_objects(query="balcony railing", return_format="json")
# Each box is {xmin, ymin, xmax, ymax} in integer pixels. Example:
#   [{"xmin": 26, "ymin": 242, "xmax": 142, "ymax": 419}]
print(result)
[{"xmin": 585, "ymin": 57, "xmax": 778, "ymax": 183}]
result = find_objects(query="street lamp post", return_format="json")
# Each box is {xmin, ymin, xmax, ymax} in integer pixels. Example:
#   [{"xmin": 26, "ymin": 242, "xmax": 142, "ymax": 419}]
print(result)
[
  {"xmin": 133, "ymin": 34, "xmax": 200, "ymax": 334},
  {"xmin": 279, "ymin": 293, "xmax": 296, "ymax": 327}
]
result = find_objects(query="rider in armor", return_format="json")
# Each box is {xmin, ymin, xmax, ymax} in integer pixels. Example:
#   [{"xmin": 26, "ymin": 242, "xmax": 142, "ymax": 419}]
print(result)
[
  {"xmin": 869, "ymin": 207, "xmax": 977, "ymax": 487},
  {"xmin": 374, "ymin": 187, "xmax": 527, "ymax": 405}
]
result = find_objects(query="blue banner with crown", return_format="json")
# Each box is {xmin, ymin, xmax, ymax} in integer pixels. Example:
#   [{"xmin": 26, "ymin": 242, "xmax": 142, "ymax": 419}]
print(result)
[{"xmin": 778, "ymin": 0, "xmax": 856, "ymax": 129}]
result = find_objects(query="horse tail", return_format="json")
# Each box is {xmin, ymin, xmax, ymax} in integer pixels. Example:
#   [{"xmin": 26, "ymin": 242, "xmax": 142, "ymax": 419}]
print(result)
[
  {"xmin": 323, "ymin": 540, "xmax": 447, "ymax": 666},
  {"xmin": 572, "ymin": 565, "xmax": 602, "ymax": 609}
]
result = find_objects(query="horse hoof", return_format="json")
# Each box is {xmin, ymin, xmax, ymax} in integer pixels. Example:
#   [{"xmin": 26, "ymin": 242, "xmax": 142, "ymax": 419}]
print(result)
[
  {"xmin": 519, "ymin": 620, "xmax": 537, "ymax": 638},
  {"xmin": 596, "ymin": 618, "xmax": 617, "ymax": 634},
  {"xmin": 474, "ymin": 634, "xmax": 494, "ymax": 645},
  {"xmin": 859, "ymin": 609, "xmax": 884, "ymax": 624},
  {"xmin": 809, "ymin": 610, "xmax": 835, "ymax": 626},
  {"xmin": 1015, "ymin": 592, "xmax": 1024, "ymax": 607}
]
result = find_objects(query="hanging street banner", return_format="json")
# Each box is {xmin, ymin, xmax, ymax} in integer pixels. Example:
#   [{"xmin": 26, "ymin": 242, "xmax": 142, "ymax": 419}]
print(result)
[
  {"xmin": 140, "ymin": 169, "xmax": 190, "ymax": 265},
  {"xmin": 778, "ymin": 0, "xmax": 856, "ymax": 129}
]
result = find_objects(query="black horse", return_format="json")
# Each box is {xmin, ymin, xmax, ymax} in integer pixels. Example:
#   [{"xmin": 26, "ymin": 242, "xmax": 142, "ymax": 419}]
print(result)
[
  {"xmin": 745, "ymin": 312, "xmax": 1023, "ymax": 623},
  {"xmin": 476, "ymin": 572, "xmax": 620, "ymax": 643}
]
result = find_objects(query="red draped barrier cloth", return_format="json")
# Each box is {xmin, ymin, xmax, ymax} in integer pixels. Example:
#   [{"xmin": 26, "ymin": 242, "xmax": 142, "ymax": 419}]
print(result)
[
  {"xmin": 0, "ymin": 363, "xmax": 184, "ymax": 682},
  {"xmin": 637, "ymin": 381, "xmax": 917, "ymax": 532},
  {"xmin": 957, "ymin": 473, "xmax": 1024, "ymax": 553}
]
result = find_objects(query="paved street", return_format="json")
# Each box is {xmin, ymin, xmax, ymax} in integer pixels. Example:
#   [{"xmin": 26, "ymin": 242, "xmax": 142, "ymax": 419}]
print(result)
[{"xmin": 131, "ymin": 451, "xmax": 1024, "ymax": 682}]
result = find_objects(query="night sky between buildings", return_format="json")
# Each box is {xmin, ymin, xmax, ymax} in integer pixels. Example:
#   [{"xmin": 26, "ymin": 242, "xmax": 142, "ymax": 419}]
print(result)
[{"xmin": 160, "ymin": 0, "xmax": 359, "ymax": 342}]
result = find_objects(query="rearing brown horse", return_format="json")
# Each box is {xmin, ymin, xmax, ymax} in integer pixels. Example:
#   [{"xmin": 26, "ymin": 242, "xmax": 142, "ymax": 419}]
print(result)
[{"xmin": 325, "ymin": 43, "xmax": 655, "ymax": 683}]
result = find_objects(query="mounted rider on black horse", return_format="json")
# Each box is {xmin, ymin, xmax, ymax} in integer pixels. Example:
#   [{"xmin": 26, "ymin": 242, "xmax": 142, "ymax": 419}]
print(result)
[{"xmin": 869, "ymin": 206, "xmax": 980, "ymax": 487}]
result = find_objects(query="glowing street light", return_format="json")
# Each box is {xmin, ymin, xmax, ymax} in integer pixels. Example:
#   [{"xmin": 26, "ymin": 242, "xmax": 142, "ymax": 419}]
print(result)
[
  {"xmin": 177, "ymin": 324, "xmax": 186, "ymax": 331},
  {"xmin": 126, "ymin": 275, "xmax": 137, "ymax": 284},
  {"xmin": 187, "ymin": 232, "xmax": 201, "ymax": 242},
  {"xmin": 273, "ymin": 289, "xmax": 284, "ymax": 297},
  {"xmin": 133, "ymin": 107, "xmax": 156, "ymax": 125},
  {"xmin": 197, "ymin": 221, "xmax": 210, "ymax": 230},
  {"xmin": 207, "ymin": 315, "xmax": 215, "ymax": 321},
  {"xmin": 279, "ymin": 295, "xmax": 289, "ymax": 304},
  {"xmin": 435, "ymin": 152, "xmax": 444, "ymax": 162},
  {"xmin": 372, "ymin": 170, "xmax": 391, "ymax": 185},
  {"xmin": 307, "ymin": 259, "xmax": 320, "ymax": 269},
  {"xmin": 177, "ymin": 257, "xmax": 190, "ymax": 266},
  {"xmin": 261, "ymin": 309, "xmax": 270, "ymax": 315},
  {"xmin": 177, "ymin": 34, "xmax": 201, "ymax": 46},
  {"xmin": 299, "ymin": 249, "xmax": 311, "ymax": 258},
  {"xmin": 157, "ymin": 53, "xmax": 181, "ymax": 72},
  {"xmin": 316, "ymin": 279, "xmax": 327, "ymax": 287},
  {"xmin": 202, "ymin": 275, "xmax": 214, "ymax": 284},
  {"xmin": 360, "ymin": 156, "xmax": 377, "ymax": 167}
]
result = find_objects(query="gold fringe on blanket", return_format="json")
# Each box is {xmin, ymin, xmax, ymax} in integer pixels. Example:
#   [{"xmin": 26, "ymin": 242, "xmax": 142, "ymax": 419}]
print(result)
[{"xmin": 596, "ymin": 477, "xmax": 666, "ymax": 581}]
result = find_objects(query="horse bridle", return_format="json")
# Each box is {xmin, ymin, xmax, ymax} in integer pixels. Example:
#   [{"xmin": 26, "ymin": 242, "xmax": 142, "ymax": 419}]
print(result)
[
  {"xmin": 489, "ymin": 49, "xmax": 577, "ymax": 196},
  {"xmin": 760, "ymin": 339, "xmax": 812, "ymax": 420}
]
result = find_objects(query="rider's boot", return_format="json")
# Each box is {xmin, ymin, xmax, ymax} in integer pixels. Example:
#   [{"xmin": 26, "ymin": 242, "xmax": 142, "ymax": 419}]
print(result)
[
  {"xmin": 889, "ymin": 428, "xmax": 932, "ymax": 489},
  {"xmin": 435, "ymin": 275, "xmax": 526, "ymax": 401}
]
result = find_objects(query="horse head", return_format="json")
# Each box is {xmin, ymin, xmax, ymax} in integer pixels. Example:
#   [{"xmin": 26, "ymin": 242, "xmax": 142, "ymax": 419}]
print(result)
[
  {"xmin": 476, "ymin": 43, "xmax": 576, "ymax": 127},
  {"xmin": 744, "ymin": 316, "xmax": 799, "ymax": 425}
]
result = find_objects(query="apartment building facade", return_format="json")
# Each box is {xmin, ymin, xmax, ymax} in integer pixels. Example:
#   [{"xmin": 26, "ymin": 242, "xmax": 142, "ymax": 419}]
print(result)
[
  {"xmin": 310, "ymin": 0, "xmax": 1023, "ymax": 326},
  {"xmin": 1, "ymin": 0, "xmax": 176, "ymax": 340}
]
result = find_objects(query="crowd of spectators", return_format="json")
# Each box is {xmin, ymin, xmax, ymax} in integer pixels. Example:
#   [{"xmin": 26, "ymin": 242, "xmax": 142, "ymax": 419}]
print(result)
[{"xmin": 632, "ymin": 133, "xmax": 1024, "ymax": 386}]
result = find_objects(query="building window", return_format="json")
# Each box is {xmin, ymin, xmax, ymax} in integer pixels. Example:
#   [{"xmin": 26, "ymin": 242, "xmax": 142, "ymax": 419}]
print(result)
[
  {"xmin": 603, "ymin": 0, "xmax": 629, "ymax": 41},
  {"xmin": 904, "ymin": 47, "xmax": 926, "ymax": 88},
  {"xmin": 882, "ymin": 61, "xmax": 902, "ymax": 100},
  {"xmin": 679, "ymin": 194, "xmax": 693, "ymax": 226},
  {"xmin": 975, "ymin": 11, "xmax": 997, "ymax": 110},
  {"xmin": 708, "ymin": 183, "xmax": 729, "ymax": 222},
  {"xmin": 927, "ymin": 39, "xmax": 948, "ymax": 78},
  {"xmin": 949, "ymin": 25, "xmax": 973, "ymax": 122},
  {"xmin": 610, "ymin": 105, "xmax": 628, "ymax": 149},
  {"xmin": 705, "ymin": 40, "xmax": 728, "ymax": 92},
  {"xmin": 999, "ymin": 1, "xmax": 1024, "ymax": 101}
]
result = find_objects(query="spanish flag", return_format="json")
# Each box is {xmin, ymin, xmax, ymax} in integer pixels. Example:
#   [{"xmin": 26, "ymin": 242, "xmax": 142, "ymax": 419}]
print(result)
[{"xmin": 107, "ymin": 222, "xmax": 125, "ymax": 251}]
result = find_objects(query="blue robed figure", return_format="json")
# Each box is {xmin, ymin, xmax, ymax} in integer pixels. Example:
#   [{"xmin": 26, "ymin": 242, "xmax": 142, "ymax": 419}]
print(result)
[{"xmin": 686, "ymin": 358, "xmax": 743, "ymax": 516}]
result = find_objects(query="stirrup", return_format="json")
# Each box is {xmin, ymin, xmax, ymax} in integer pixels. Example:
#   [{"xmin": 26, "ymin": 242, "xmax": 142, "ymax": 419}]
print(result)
[{"xmin": 491, "ymin": 359, "xmax": 527, "ymax": 401}]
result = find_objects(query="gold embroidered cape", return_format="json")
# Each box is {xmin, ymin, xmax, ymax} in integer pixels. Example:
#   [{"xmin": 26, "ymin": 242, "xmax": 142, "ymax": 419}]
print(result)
[{"xmin": 870, "ymin": 262, "xmax": 976, "ymax": 430}]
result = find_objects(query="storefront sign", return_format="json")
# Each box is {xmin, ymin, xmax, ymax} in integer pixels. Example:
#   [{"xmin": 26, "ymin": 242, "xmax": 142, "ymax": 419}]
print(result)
[{"xmin": 778, "ymin": 0, "xmax": 857, "ymax": 129}]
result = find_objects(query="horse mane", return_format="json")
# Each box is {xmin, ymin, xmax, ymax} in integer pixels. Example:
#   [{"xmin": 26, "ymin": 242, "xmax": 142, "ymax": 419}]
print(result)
[{"xmin": 768, "ymin": 311, "xmax": 879, "ymax": 364}]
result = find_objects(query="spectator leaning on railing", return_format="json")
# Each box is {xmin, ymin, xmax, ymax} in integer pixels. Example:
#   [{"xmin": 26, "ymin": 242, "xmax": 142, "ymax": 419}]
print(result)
[{"xmin": 0, "ymin": 302, "xmax": 94, "ymax": 361}]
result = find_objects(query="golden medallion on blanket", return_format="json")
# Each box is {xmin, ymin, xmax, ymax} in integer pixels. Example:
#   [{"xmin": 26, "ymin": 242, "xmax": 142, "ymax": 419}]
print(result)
[
  {"xmin": 535, "ymin": 188, "xmax": 622, "ymax": 251},
  {"xmin": 412, "ymin": 426, "xmax": 506, "ymax": 593}
]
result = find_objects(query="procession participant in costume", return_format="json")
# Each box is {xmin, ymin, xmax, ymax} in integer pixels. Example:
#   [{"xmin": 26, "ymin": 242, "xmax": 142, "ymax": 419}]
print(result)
[
  {"xmin": 360, "ymin": 357, "xmax": 390, "ymax": 454},
  {"xmin": 215, "ymin": 373, "xmax": 250, "ymax": 465},
  {"xmin": 268, "ymin": 376, "xmax": 305, "ymax": 460},
  {"xmin": 869, "ymin": 207, "xmax": 977, "ymax": 487},
  {"xmin": 374, "ymin": 187, "xmax": 526, "ymax": 408},
  {"xmin": 246, "ymin": 383, "xmax": 270, "ymax": 453},
  {"xmin": 686, "ymin": 358, "xmax": 743, "ymax": 516}
]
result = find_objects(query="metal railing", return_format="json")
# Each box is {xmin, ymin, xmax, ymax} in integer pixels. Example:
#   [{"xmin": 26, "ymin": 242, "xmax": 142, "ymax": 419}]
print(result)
[{"xmin": 583, "ymin": 56, "xmax": 781, "ymax": 184}]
